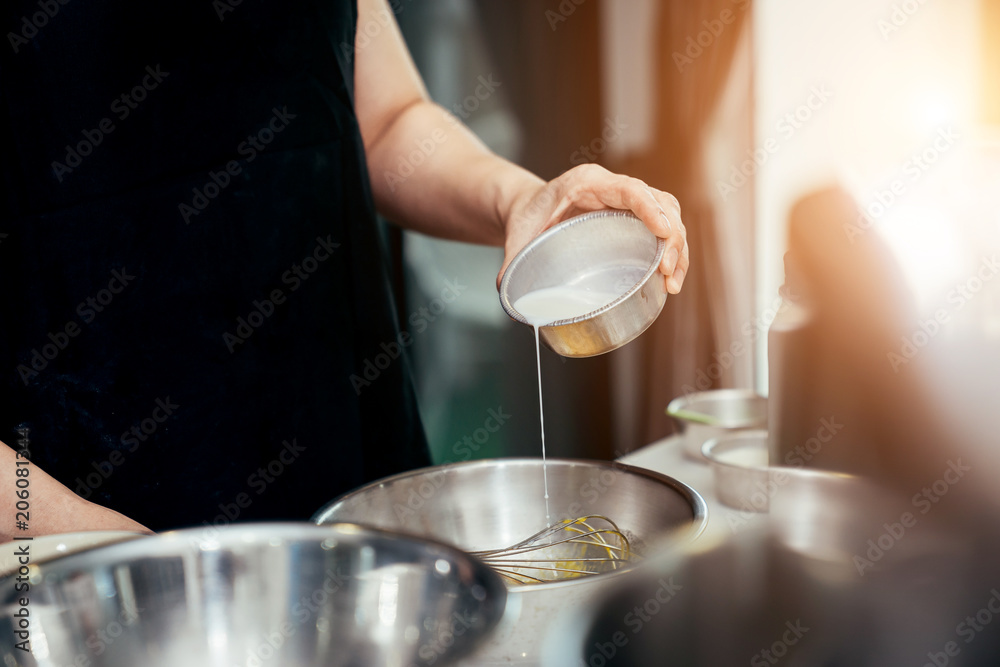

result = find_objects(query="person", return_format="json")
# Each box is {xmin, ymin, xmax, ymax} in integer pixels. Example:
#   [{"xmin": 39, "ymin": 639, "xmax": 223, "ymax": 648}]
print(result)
[{"xmin": 0, "ymin": 0, "xmax": 688, "ymax": 542}]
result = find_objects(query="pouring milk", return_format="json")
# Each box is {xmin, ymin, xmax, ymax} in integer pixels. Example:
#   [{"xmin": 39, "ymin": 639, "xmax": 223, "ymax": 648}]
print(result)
[{"xmin": 512, "ymin": 286, "xmax": 621, "ymax": 526}]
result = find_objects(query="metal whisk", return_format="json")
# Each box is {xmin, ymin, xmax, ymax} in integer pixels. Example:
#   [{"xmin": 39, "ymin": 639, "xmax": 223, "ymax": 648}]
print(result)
[{"xmin": 470, "ymin": 515, "xmax": 632, "ymax": 585}]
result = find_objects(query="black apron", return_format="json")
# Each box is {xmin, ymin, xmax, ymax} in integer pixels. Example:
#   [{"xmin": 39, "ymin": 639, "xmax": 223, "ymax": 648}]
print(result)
[{"xmin": 0, "ymin": 0, "xmax": 429, "ymax": 530}]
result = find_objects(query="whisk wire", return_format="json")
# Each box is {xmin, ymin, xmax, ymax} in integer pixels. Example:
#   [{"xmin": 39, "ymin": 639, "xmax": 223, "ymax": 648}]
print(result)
[{"xmin": 470, "ymin": 514, "xmax": 633, "ymax": 585}]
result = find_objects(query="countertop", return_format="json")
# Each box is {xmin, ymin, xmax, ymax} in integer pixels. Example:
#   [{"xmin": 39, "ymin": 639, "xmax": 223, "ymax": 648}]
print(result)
[{"xmin": 617, "ymin": 433, "xmax": 765, "ymax": 542}]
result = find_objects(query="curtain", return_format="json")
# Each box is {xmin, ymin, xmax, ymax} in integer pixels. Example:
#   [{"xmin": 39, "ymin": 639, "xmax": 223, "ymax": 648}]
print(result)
[{"xmin": 605, "ymin": 0, "xmax": 755, "ymax": 451}]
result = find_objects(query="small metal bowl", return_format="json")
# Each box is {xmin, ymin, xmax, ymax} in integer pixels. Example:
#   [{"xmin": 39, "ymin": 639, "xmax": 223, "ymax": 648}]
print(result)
[
  {"xmin": 702, "ymin": 428, "xmax": 868, "ymax": 555},
  {"xmin": 702, "ymin": 430, "xmax": 772, "ymax": 511},
  {"xmin": 667, "ymin": 389, "xmax": 768, "ymax": 461},
  {"xmin": 499, "ymin": 210, "xmax": 666, "ymax": 357}
]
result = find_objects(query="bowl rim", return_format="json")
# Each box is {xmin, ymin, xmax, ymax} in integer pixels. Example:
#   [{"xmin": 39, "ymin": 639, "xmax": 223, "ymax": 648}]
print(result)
[
  {"xmin": 498, "ymin": 210, "xmax": 666, "ymax": 328},
  {"xmin": 0, "ymin": 523, "xmax": 507, "ymax": 587},
  {"xmin": 312, "ymin": 457, "xmax": 709, "ymax": 592},
  {"xmin": 701, "ymin": 430, "xmax": 862, "ymax": 484},
  {"xmin": 0, "ymin": 530, "xmax": 146, "ymax": 578},
  {"xmin": 701, "ymin": 430, "xmax": 772, "ymax": 473},
  {"xmin": 666, "ymin": 389, "xmax": 768, "ymax": 429}
]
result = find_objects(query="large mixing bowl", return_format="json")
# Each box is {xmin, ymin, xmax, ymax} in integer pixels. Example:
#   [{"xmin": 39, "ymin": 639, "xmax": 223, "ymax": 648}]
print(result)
[
  {"xmin": 312, "ymin": 458, "xmax": 707, "ymax": 665},
  {"xmin": 499, "ymin": 210, "xmax": 667, "ymax": 357},
  {"xmin": 0, "ymin": 523, "xmax": 506, "ymax": 667}
]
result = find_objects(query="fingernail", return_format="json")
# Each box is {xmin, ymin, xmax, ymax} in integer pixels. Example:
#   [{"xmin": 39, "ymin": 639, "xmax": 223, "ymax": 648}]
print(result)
[
  {"xmin": 671, "ymin": 268, "xmax": 685, "ymax": 291},
  {"xmin": 659, "ymin": 210, "xmax": 672, "ymax": 232},
  {"xmin": 664, "ymin": 247, "xmax": 679, "ymax": 274}
]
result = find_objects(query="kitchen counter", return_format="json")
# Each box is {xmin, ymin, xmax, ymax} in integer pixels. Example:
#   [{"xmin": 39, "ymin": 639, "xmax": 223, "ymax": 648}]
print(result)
[{"xmin": 617, "ymin": 434, "xmax": 765, "ymax": 542}]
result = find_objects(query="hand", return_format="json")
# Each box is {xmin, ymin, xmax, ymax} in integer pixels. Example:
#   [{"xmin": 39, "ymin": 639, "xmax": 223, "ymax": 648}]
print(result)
[{"xmin": 499, "ymin": 163, "xmax": 689, "ymax": 294}]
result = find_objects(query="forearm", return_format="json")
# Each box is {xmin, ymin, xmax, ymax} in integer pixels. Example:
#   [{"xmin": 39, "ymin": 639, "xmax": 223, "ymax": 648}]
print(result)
[
  {"xmin": 1, "ymin": 440, "xmax": 73, "ymax": 542},
  {"xmin": 1, "ymin": 441, "xmax": 150, "ymax": 543},
  {"xmin": 352, "ymin": 0, "xmax": 688, "ymax": 292},
  {"xmin": 366, "ymin": 99, "xmax": 544, "ymax": 245}
]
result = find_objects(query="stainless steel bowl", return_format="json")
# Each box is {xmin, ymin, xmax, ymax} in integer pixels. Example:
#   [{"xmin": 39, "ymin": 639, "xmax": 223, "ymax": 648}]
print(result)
[
  {"xmin": 667, "ymin": 388, "xmax": 768, "ymax": 461},
  {"xmin": 703, "ymin": 431, "xmax": 872, "ymax": 564},
  {"xmin": 312, "ymin": 458, "xmax": 707, "ymax": 588},
  {"xmin": 312, "ymin": 458, "xmax": 707, "ymax": 665},
  {"xmin": 499, "ymin": 210, "xmax": 666, "ymax": 357},
  {"xmin": 0, "ymin": 523, "xmax": 506, "ymax": 667},
  {"xmin": 702, "ymin": 430, "xmax": 772, "ymax": 510}
]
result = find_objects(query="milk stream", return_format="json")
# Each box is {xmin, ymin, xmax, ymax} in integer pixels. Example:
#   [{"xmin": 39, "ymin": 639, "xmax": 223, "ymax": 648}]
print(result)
[
  {"xmin": 513, "ymin": 286, "xmax": 621, "ymax": 527},
  {"xmin": 532, "ymin": 323, "xmax": 551, "ymax": 525}
]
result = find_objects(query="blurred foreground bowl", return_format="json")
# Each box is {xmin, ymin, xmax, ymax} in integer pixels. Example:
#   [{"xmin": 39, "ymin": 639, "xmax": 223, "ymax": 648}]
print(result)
[{"xmin": 0, "ymin": 523, "xmax": 506, "ymax": 667}]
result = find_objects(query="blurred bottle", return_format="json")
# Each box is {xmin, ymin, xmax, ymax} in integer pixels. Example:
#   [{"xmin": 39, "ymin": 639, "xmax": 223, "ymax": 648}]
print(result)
[{"xmin": 766, "ymin": 251, "xmax": 818, "ymax": 468}]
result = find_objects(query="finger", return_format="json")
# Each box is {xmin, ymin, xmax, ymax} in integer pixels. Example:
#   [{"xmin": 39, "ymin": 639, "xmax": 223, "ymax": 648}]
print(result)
[
  {"xmin": 667, "ymin": 238, "xmax": 689, "ymax": 293},
  {"xmin": 646, "ymin": 189, "xmax": 685, "ymax": 276},
  {"xmin": 535, "ymin": 166, "xmax": 689, "ymax": 293},
  {"xmin": 667, "ymin": 267, "xmax": 686, "ymax": 295},
  {"xmin": 550, "ymin": 174, "xmax": 687, "ymax": 279},
  {"xmin": 548, "ymin": 168, "xmax": 680, "ymax": 238},
  {"xmin": 661, "ymin": 246, "xmax": 680, "ymax": 277},
  {"xmin": 675, "ymin": 240, "xmax": 690, "ymax": 275}
]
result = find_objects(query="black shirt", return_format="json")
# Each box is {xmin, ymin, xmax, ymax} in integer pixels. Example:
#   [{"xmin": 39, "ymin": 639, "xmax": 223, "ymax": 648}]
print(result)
[{"xmin": 0, "ymin": 0, "xmax": 429, "ymax": 530}]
